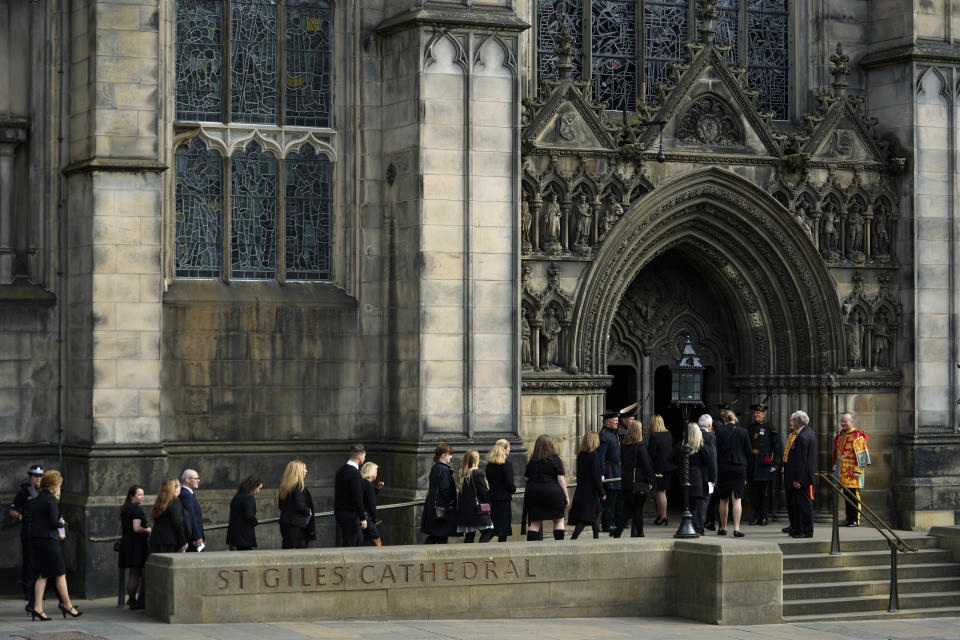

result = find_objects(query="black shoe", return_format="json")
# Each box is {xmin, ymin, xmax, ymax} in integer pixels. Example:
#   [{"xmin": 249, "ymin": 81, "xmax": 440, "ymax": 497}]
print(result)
[
  {"xmin": 748, "ymin": 518, "xmax": 760, "ymax": 525},
  {"xmin": 733, "ymin": 530, "xmax": 745, "ymax": 538},
  {"xmin": 130, "ymin": 602, "xmax": 145, "ymax": 610},
  {"xmin": 652, "ymin": 517, "xmax": 663, "ymax": 526},
  {"xmin": 758, "ymin": 518, "xmax": 767, "ymax": 526},
  {"xmin": 704, "ymin": 522, "xmax": 716, "ymax": 531},
  {"xmin": 843, "ymin": 521, "xmax": 859, "ymax": 527},
  {"xmin": 717, "ymin": 529, "xmax": 727, "ymax": 536},
  {"xmin": 30, "ymin": 608, "xmax": 51, "ymax": 622},
  {"xmin": 58, "ymin": 603, "xmax": 82, "ymax": 618},
  {"xmin": 781, "ymin": 526, "xmax": 793, "ymax": 534}
]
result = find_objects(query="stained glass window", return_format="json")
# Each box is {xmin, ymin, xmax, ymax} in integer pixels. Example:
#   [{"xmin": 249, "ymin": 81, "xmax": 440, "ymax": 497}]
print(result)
[
  {"xmin": 230, "ymin": 143, "xmax": 278, "ymax": 279},
  {"xmin": 285, "ymin": 0, "xmax": 332, "ymax": 127},
  {"xmin": 747, "ymin": 0, "xmax": 789, "ymax": 119},
  {"xmin": 592, "ymin": 0, "xmax": 637, "ymax": 110},
  {"xmin": 174, "ymin": 138, "xmax": 223, "ymax": 278},
  {"xmin": 175, "ymin": 0, "xmax": 223, "ymax": 121},
  {"xmin": 537, "ymin": 0, "xmax": 584, "ymax": 81},
  {"xmin": 643, "ymin": 0, "xmax": 688, "ymax": 102},
  {"xmin": 698, "ymin": 0, "xmax": 739, "ymax": 64},
  {"xmin": 231, "ymin": 0, "xmax": 278, "ymax": 123},
  {"xmin": 285, "ymin": 147, "xmax": 331, "ymax": 280}
]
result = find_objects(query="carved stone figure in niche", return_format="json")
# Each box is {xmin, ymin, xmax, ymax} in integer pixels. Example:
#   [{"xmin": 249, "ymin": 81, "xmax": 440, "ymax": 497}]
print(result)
[
  {"xmin": 847, "ymin": 311, "xmax": 864, "ymax": 369},
  {"xmin": 820, "ymin": 204, "xmax": 839, "ymax": 257},
  {"xmin": 847, "ymin": 206, "xmax": 865, "ymax": 257},
  {"xmin": 676, "ymin": 96, "xmax": 742, "ymax": 146},
  {"xmin": 873, "ymin": 322, "xmax": 890, "ymax": 370},
  {"xmin": 574, "ymin": 194, "xmax": 591, "ymax": 246},
  {"xmin": 521, "ymin": 313, "xmax": 532, "ymax": 369},
  {"xmin": 544, "ymin": 194, "xmax": 562, "ymax": 250},
  {"xmin": 541, "ymin": 307, "xmax": 562, "ymax": 368},
  {"xmin": 795, "ymin": 205, "xmax": 813, "ymax": 239},
  {"xmin": 601, "ymin": 194, "xmax": 622, "ymax": 240},
  {"xmin": 521, "ymin": 199, "xmax": 532, "ymax": 246},
  {"xmin": 873, "ymin": 202, "xmax": 891, "ymax": 256}
]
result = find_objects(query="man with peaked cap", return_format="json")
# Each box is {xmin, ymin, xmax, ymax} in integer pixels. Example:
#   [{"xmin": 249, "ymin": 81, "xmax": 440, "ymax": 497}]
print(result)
[
  {"xmin": 597, "ymin": 409, "xmax": 622, "ymax": 533},
  {"xmin": 9, "ymin": 465, "xmax": 44, "ymax": 604},
  {"xmin": 747, "ymin": 403, "xmax": 781, "ymax": 526}
]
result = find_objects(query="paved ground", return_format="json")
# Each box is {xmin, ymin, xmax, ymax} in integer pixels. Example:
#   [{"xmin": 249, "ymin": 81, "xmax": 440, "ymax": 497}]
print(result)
[
  {"xmin": 1, "ymin": 599, "xmax": 958, "ymax": 640},
  {"xmin": 1, "ymin": 523, "xmax": 955, "ymax": 639}
]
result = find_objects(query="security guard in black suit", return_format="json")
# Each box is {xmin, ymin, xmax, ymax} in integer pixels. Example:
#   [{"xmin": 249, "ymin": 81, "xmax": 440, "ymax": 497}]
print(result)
[{"xmin": 747, "ymin": 404, "xmax": 781, "ymax": 525}]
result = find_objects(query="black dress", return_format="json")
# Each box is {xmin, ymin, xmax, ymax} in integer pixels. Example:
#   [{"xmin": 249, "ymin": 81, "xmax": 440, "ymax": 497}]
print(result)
[
  {"xmin": 524, "ymin": 456, "xmax": 566, "ymax": 521},
  {"xmin": 226, "ymin": 492, "xmax": 258, "ymax": 550},
  {"xmin": 421, "ymin": 461, "xmax": 458, "ymax": 539},
  {"xmin": 119, "ymin": 504, "xmax": 150, "ymax": 568},
  {"xmin": 149, "ymin": 497, "xmax": 189, "ymax": 553},
  {"xmin": 456, "ymin": 468, "xmax": 494, "ymax": 533},
  {"xmin": 29, "ymin": 490, "xmax": 65, "ymax": 578},
  {"xmin": 568, "ymin": 451, "xmax": 604, "ymax": 524},
  {"xmin": 361, "ymin": 479, "xmax": 380, "ymax": 541},
  {"xmin": 716, "ymin": 422, "xmax": 753, "ymax": 498},
  {"xmin": 648, "ymin": 431, "xmax": 676, "ymax": 491},
  {"xmin": 485, "ymin": 461, "xmax": 516, "ymax": 538}
]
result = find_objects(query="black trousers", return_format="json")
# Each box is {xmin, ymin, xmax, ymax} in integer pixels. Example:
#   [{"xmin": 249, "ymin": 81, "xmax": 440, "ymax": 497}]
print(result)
[
  {"xmin": 690, "ymin": 495, "xmax": 704, "ymax": 532},
  {"xmin": 842, "ymin": 486, "xmax": 861, "ymax": 524},
  {"xmin": 751, "ymin": 481, "xmax": 770, "ymax": 520},
  {"xmin": 786, "ymin": 485, "xmax": 813, "ymax": 535},
  {"xmin": 19, "ymin": 530, "xmax": 34, "ymax": 600},
  {"xmin": 615, "ymin": 494, "xmax": 647, "ymax": 536},
  {"xmin": 601, "ymin": 489, "xmax": 622, "ymax": 530},
  {"xmin": 335, "ymin": 511, "xmax": 364, "ymax": 547}
]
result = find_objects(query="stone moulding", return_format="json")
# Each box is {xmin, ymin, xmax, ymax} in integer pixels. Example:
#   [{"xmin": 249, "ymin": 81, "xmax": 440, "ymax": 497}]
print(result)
[
  {"xmin": 145, "ymin": 539, "xmax": 782, "ymax": 624},
  {"xmin": 521, "ymin": 373, "xmax": 613, "ymax": 393}
]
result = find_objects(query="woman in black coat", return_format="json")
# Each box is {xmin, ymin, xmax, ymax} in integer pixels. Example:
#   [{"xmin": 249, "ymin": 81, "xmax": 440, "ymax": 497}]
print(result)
[
  {"xmin": 28, "ymin": 470, "xmax": 81, "ymax": 620},
  {"xmin": 360, "ymin": 462, "xmax": 383, "ymax": 546},
  {"xmin": 119, "ymin": 485, "xmax": 151, "ymax": 608},
  {"xmin": 456, "ymin": 450, "xmax": 495, "ymax": 543},
  {"xmin": 149, "ymin": 478, "xmax": 189, "ymax": 553},
  {"xmin": 278, "ymin": 460, "xmax": 311, "ymax": 549},
  {"xmin": 671, "ymin": 423, "xmax": 715, "ymax": 533},
  {"xmin": 484, "ymin": 439, "xmax": 515, "ymax": 542},
  {"xmin": 615, "ymin": 422, "xmax": 656, "ymax": 537},
  {"xmin": 524, "ymin": 434, "xmax": 570, "ymax": 541},
  {"xmin": 421, "ymin": 444, "xmax": 457, "ymax": 543},
  {"xmin": 568, "ymin": 431, "xmax": 605, "ymax": 539},
  {"xmin": 647, "ymin": 414, "xmax": 676, "ymax": 526},
  {"xmin": 226, "ymin": 475, "xmax": 261, "ymax": 550}
]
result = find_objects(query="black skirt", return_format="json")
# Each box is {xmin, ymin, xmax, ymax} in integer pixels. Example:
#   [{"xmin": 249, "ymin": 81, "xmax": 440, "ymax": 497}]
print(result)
[
  {"xmin": 525, "ymin": 480, "xmax": 565, "ymax": 521},
  {"xmin": 31, "ymin": 538, "xmax": 65, "ymax": 578},
  {"xmin": 655, "ymin": 471, "xmax": 673, "ymax": 492},
  {"xmin": 119, "ymin": 532, "xmax": 149, "ymax": 569},
  {"xmin": 490, "ymin": 499, "xmax": 512, "ymax": 537},
  {"xmin": 717, "ymin": 464, "xmax": 746, "ymax": 499}
]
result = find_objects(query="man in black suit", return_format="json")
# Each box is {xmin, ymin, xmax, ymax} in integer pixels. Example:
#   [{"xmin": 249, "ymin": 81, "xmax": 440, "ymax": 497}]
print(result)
[
  {"xmin": 179, "ymin": 469, "xmax": 204, "ymax": 551},
  {"xmin": 334, "ymin": 443, "xmax": 368, "ymax": 547},
  {"xmin": 783, "ymin": 410, "xmax": 817, "ymax": 538}
]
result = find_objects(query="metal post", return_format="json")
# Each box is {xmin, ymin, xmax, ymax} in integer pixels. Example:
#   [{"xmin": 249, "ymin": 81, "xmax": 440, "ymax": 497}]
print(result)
[
  {"xmin": 674, "ymin": 406, "xmax": 698, "ymax": 538},
  {"xmin": 888, "ymin": 546, "xmax": 900, "ymax": 612},
  {"xmin": 830, "ymin": 489, "xmax": 841, "ymax": 555}
]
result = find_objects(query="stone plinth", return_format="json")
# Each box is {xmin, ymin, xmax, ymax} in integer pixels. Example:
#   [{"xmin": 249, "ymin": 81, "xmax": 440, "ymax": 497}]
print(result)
[{"xmin": 145, "ymin": 539, "xmax": 782, "ymax": 624}]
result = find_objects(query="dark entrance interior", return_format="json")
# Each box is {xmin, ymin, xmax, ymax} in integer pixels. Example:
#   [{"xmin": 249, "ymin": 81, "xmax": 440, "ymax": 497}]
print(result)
[{"xmin": 605, "ymin": 365, "xmax": 636, "ymax": 411}]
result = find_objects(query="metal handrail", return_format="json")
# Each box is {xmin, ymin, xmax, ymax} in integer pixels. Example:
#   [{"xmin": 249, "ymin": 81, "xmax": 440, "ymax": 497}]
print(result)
[
  {"xmin": 88, "ymin": 477, "xmax": 622, "ymax": 544},
  {"xmin": 815, "ymin": 471, "xmax": 916, "ymax": 612}
]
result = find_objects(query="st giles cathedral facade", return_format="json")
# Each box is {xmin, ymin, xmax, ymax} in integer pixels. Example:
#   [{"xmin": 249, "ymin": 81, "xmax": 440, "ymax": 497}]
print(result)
[{"xmin": 1, "ymin": 0, "xmax": 959, "ymax": 593}]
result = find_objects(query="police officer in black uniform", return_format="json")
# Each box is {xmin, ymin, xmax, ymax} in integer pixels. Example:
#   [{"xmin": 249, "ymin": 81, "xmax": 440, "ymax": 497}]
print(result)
[
  {"xmin": 597, "ymin": 410, "xmax": 622, "ymax": 533},
  {"xmin": 10, "ymin": 464, "xmax": 44, "ymax": 605},
  {"xmin": 747, "ymin": 404, "xmax": 781, "ymax": 526}
]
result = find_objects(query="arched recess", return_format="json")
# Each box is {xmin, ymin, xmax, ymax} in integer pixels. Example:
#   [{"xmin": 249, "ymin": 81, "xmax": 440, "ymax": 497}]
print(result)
[{"xmin": 571, "ymin": 167, "xmax": 845, "ymax": 377}]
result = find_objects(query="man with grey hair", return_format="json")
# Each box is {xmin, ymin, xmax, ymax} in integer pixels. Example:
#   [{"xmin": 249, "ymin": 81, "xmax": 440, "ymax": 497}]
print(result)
[
  {"xmin": 783, "ymin": 411, "xmax": 817, "ymax": 538},
  {"xmin": 179, "ymin": 469, "xmax": 204, "ymax": 551},
  {"xmin": 696, "ymin": 414, "xmax": 718, "ymax": 535}
]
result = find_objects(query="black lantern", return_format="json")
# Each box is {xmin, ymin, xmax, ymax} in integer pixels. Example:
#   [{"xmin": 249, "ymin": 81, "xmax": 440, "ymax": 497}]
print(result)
[{"xmin": 673, "ymin": 336, "xmax": 704, "ymax": 538}]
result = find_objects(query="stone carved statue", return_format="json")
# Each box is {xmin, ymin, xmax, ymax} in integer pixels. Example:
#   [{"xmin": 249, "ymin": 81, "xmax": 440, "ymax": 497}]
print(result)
[
  {"xmin": 521, "ymin": 199, "xmax": 532, "ymax": 245},
  {"xmin": 574, "ymin": 194, "xmax": 591, "ymax": 246},
  {"xmin": 601, "ymin": 195, "xmax": 622, "ymax": 240},
  {"xmin": 874, "ymin": 206, "xmax": 890, "ymax": 256},
  {"xmin": 542, "ymin": 307, "xmax": 561, "ymax": 368},
  {"xmin": 820, "ymin": 205, "xmax": 839, "ymax": 256},
  {"xmin": 521, "ymin": 313, "xmax": 532, "ymax": 368},
  {"xmin": 544, "ymin": 194, "xmax": 562, "ymax": 249},
  {"xmin": 847, "ymin": 208, "xmax": 864, "ymax": 256},
  {"xmin": 847, "ymin": 311, "xmax": 864, "ymax": 369},
  {"xmin": 873, "ymin": 323, "xmax": 890, "ymax": 370}
]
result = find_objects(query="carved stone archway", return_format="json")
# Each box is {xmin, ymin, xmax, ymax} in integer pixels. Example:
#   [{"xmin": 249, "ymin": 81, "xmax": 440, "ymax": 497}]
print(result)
[{"xmin": 571, "ymin": 168, "xmax": 846, "ymax": 378}]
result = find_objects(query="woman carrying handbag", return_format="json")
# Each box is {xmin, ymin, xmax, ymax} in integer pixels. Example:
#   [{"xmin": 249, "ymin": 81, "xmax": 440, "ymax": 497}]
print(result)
[
  {"xmin": 456, "ymin": 450, "xmax": 494, "ymax": 543},
  {"xmin": 421, "ymin": 444, "xmax": 457, "ymax": 543}
]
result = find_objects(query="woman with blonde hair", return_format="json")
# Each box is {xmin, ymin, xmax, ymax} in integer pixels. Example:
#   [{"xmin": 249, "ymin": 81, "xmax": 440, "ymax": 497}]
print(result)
[
  {"xmin": 671, "ymin": 423, "xmax": 715, "ymax": 535},
  {"xmin": 149, "ymin": 478, "xmax": 189, "ymax": 554},
  {"xmin": 568, "ymin": 431, "xmax": 605, "ymax": 539},
  {"xmin": 647, "ymin": 414, "xmax": 676, "ymax": 526},
  {"xmin": 278, "ymin": 460, "xmax": 312, "ymax": 549},
  {"xmin": 523, "ymin": 434, "xmax": 570, "ymax": 540},
  {"xmin": 485, "ymin": 439, "xmax": 516, "ymax": 542},
  {"xmin": 614, "ymin": 421, "xmax": 656, "ymax": 537},
  {"xmin": 456, "ymin": 450, "xmax": 495, "ymax": 542},
  {"xmin": 28, "ymin": 470, "xmax": 81, "ymax": 620},
  {"xmin": 360, "ymin": 462, "xmax": 383, "ymax": 546}
]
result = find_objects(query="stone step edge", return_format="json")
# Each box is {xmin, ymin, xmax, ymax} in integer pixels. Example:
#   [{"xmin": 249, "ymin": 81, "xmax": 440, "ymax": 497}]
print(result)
[
  {"xmin": 782, "ymin": 606, "xmax": 960, "ymax": 623},
  {"xmin": 784, "ymin": 590, "xmax": 960, "ymax": 606},
  {"xmin": 784, "ymin": 576, "xmax": 960, "ymax": 591},
  {"xmin": 784, "ymin": 562, "xmax": 960, "ymax": 576},
  {"xmin": 784, "ymin": 548, "xmax": 952, "ymax": 558}
]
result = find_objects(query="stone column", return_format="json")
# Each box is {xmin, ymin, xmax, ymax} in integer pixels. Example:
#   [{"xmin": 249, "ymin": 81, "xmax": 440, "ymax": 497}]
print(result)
[{"xmin": 0, "ymin": 127, "xmax": 26, "ymax": 284}]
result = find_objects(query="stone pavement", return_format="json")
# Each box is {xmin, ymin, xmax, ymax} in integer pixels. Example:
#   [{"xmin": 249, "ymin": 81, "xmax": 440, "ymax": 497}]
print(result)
[{"xmin": 0, "ymin": 598, "xmax": 958, "ymax": 640}]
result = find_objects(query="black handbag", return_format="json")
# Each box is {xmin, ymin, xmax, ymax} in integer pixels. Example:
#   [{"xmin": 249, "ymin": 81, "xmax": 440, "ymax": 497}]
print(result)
[
  {"xmin": 431, "ymin": 478, "xmax": 451, "ymax": 520},
  {"xmin": 631, "ymin": 465, "xmax": 649, "ymax": 497}
]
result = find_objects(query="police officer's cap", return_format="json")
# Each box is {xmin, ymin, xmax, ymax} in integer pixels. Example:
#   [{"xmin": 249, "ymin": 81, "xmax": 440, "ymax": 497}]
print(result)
[
  {"xmin": 718, "ymin": 401, "xmax": 733, "ymax": 410},
  {"xmin": 28, "ymin": 464, "xmax": 44, "ymax": 476},
  {"xmin": 750, "ymin": 403, "xmax": 768, "ymax": 413},
  {"xmin": 600, "ymin": 409, "xmax": 619, "ymax": 420}
]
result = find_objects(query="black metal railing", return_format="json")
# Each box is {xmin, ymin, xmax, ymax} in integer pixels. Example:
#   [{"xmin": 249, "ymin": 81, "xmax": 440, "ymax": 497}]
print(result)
[{"xmin": 815, "ymin": 471, "xmax": 917, "ymax": 612}]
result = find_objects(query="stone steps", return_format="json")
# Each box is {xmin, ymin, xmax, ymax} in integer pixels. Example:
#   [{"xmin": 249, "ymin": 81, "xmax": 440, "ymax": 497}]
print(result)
[{"xmin": 781, "ymin": 532, "xmax": 960, "ymax": 622}]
